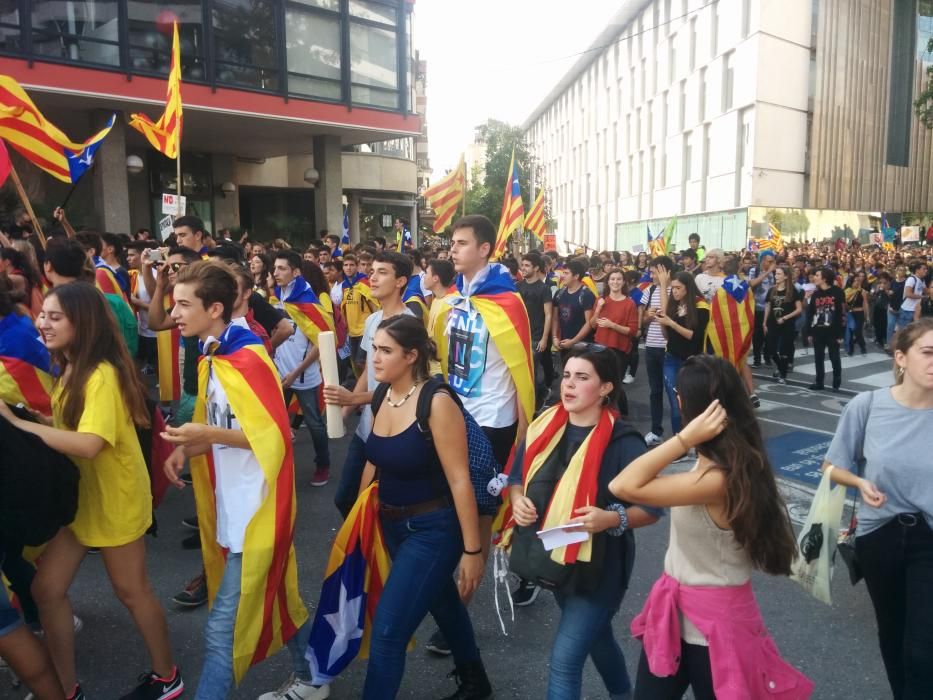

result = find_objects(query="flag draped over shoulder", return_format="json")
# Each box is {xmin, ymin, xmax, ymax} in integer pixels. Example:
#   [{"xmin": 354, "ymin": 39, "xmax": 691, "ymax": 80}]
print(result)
[
  {"xmin": 433, "ymin": 263, "xmax": 535, "ymax": 425},
  {"xmin": 129, "ymin": 22, "xmax": 183, "ymax": 158},
  {"xmin": 707, "ymin": 275, "xmax": 754, "ymax": 367},
  {"xmin": 0, "ymin": 75, "xmax": 115, "ymax": 183},
  {"xmin": 0, "ymin": 312, "xmax": 53, "ymax": 415},
  {"xmin": 423, "ymin": 154, "xmax": 466, "ymax": 233},
  {"xmin": 493, "ymin": 149, "xmax": 524, "ymax": 260},
  {"xmin": 402, "ymin": 274, "xmax": 428, "ymax": 325},
  {"xmin": 157, "ymin": 295, "xmax": 181, "ymax": 402},
  {"xmin": 340, "ymin": 272, "xmax": 375, "ymax": 305},
  {"xmin": 628, "ymin": 270, "xmax": 653, "ymax": 306},
  {"xmin": 275, "ymin": 276, "xmax": 335, "ymax": 347},
  {"xmin": 498, "ymin": 405, "xmax": 615, "ymax": 564},
  {"xmin": 306, "ymin": 482, "xmax": 392, "ymax": 685},
  {"xmin": 581, "ymin": 274, "xmax": 599, "ymax": 297},
  {"xmin": 525, "ymin": 190, "xmax": 546, "ymax": 241},
  {"xmin": 191, "ymin": 325, "xmax": 307, "ymax": 683}
]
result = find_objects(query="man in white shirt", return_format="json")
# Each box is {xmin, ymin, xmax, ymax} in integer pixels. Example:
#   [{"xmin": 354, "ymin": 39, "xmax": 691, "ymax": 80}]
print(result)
[
  {"xmin": 272, "ymin": 250, "xmax": 330, "ymax": 487},
  {"xmin": 694, "ymin": 248, "xmax": 726, "ymax": 302}
]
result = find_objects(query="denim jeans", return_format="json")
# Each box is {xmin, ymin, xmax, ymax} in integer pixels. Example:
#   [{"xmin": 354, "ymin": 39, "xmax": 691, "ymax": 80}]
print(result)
[
  {"xmin": 334, "ymin": 434, "xmax": 368, "ymax": 518},
  {"xmin": 196, "ymin": 554, "xmax": 311, "ymax": 699},
  {"xmin": 856, "ymin": 516, "xmax": 933, "ymax": 700},
  {"xmin": 661, "ymin": 354, "xmax": 684, "ymax": 435},
  {"xmin": 845, "ymin": 311, "xmax": 867, "ymax": 354},
  {"xmin": 645, "ymin": 346, "xmax": 666, "ymax": 436},
  {"xmin": 547, "ymin": 590, "xmax": 631, "ymax": 700},
  {"xmin": 887, "ymin": 308, "xmax": 914, "ymax": 345},
  {"xmin": 290, "ymin": 386, "xmax": 330, "ymax": 468},
  {"xmin": 363, "ymin": 508, "xmax": 479, "ymax": 699}
]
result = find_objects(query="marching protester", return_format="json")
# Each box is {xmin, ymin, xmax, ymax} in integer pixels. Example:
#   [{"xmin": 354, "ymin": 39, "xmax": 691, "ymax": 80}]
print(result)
[
  {"xmin": 639, "ymin": 256, "xmax": 674, "ymax": 447},
  {"xmin": 821, "ymin": 318, "xmax": 933, "ymax": 700},
  {"xmin": 764, "ymin": 265, "xmax": 804, "ymax": 384},
  {"xmin": 505, "ymin": 344, "xmax": 662, "ymax": 700},
  {"xmin": 0, "ymin": 282, "xmax": 181, "ymax": 700},
  {"xmin": 591, "ymin": 268, "xmax": 638, "ymax": 416},
  {"xmin": 518, "ymin": 251, "xmax": 555, "ymax": 410},
  {"xmin": 806, "ymin": 268, "xmax": 846, "ymax": 391},
  {"xmin": 610, "ymin": 355, "xmax": 813, "ymax": 699}
]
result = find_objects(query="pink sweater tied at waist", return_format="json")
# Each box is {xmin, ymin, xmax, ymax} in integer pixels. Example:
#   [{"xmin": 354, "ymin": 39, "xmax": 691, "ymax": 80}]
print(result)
[{"xmin": 631, "ymin": 573, "xmax": 814, "ymax": 700}]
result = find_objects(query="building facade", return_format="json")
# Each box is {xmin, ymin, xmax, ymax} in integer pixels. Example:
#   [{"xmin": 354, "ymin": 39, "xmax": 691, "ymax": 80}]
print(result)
[
  {"xmin": 0, "ymin": 0, "xmax": 423, "ymax": 243},
  {"xmin": 524, "ymin": 0, "xmax": 933, "ymax": 252}
]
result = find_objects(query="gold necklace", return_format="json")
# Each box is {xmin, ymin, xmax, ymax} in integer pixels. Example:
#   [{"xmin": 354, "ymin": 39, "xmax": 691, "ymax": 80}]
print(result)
[{"xmin": 386, "ymin": 381, "xmax": 419, "ymax": 408}]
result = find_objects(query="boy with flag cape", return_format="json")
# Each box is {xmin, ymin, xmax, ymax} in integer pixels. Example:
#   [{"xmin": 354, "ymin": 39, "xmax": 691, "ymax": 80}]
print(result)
[
  {"xmin": 0, "ymin": 303, "xmax": 53, "ymax": 415},
  {"xmin": 161, "ymin": 261, "xmax": 324, "ymax": 699},
  {"xmin": 340, "ymin": 254, "xmax": 379, "ymax": 374}
]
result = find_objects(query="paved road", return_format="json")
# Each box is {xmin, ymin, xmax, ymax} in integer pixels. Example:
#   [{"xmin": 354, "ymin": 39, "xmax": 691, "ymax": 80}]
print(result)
[{"xmin": 4, "ymin": 346, "xmax": 893, "ymax": 699}]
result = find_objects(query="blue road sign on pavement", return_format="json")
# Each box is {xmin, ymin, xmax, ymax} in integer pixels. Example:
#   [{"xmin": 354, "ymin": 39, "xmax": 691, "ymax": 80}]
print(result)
[{"xmin": 765, "ymin": 430, "xmax": 833, "ymax": 488}]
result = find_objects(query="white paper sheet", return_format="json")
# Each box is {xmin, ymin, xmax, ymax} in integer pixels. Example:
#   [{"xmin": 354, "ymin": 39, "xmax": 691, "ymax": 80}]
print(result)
[{"xmin": 536, "ymin": 523, "xmax": 589, "ymax": 551}]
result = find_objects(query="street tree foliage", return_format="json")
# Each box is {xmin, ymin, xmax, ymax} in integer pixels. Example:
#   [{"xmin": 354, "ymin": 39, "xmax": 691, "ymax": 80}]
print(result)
[
  {"xmin": 765, "ymin": 208, "xmax": 811, "ymax": 235},
  {"xmin": 464, "ymin": 120, "xmax": 535, "ymax": 226}
]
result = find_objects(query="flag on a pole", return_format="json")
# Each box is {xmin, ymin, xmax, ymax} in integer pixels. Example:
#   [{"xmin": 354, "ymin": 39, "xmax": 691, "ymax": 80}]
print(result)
[
  {"xmin": 493, "ymin": 149, "xmax": 524, "ymax": 260},
  {"xmin": 0, "ymin": 138, "xmax": 9, "ymax": 187},
  {"xmin": 661, "ymin": 217, "xmax": 677, "ymax": 252},
  {"xmin": 0, "ymin": 76, "xmax": 116, "ymax": 183},
  {"xmin": 525, "ymin": 190, "xmax": 546, "ymax": 241},
  {"xmin": 423, "ymin": 154, "xmax": 465, "ymax": 233},
  {"xmin": 767, "ymin": 223, "xmax": 785, "ymax": 253},
  {"xmin": 341, "ymin": 207, "xmax": 350, "ymax": 246},
  {"xmin": 129, "ymin": 22, "xmax": 183, "ymax": 158},
  {"xmin": 647, "ymin": 225, "xmax": 665, "ymax": 257}
]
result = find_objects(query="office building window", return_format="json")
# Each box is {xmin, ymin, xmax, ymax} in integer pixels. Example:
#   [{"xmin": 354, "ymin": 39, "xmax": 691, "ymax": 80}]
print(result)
[
  {"xmin": 741, "ymin": 0, "xmax": 751, "ymax": 38},
  {"xmin": 689, "ymin": 16, "xmax": 697, "ymax": 71},
  {"xmin": 662, "ymin": 90, "xmax": 669, "ymax": 137},
  {"xmin": 641, "ymin": 56, "xmax": 647, "ymax": 101},
  {"xmin": 710, "ymin": 0, "xmax": 719, "ymax": 58},
  {"xmin": 212, "ymin": 0, "xmax": 279, "ymax": 90},
  {"xmin": 668, "ymin": 36, "xmax": 676, "ymax": 83},
  {"xmin": 683, "ymin": 135, "xmax": 693, "ymax": 182},
  {"xmin": 285, "ymin": 3, "xmax": 342, "ymax": 100},
  {"xmin": 628, "ymin": 155, "xmax": 634, "ymax": 195},
  {"xmin": 31, "ymin": 0, "xmax": 120, "ymax": 66},
  {"xmin": 127, "ymin": 2, "xmax": 206, "ymax": 80},
  {"xmin": 698, "ymin": 67, "xmax": 707, "ymax": 121},
  {"xmin": 678, "ymin": 79, "xmax": 686, "ymax": 131},
  {"xmin": 661, "ymin": 150, "xmax": 667, "ymax": 187},
  {"xmin": 0, "ymin": 0, "xmax": 20, "ymax": 53},
  {"xmin": 887, "ymin": 0, "xmax": 916, "ymax": 165},
  {"xmin": 722, "ymin": 52, "xmax": 735, "ymax": 112},
  {"xmin": 350, "ymin": 23, "xmax": 399, "ymax": 108}
]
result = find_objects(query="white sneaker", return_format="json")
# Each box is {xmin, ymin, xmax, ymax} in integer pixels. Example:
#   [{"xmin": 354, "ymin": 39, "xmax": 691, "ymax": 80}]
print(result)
[
  {"xmin": 622, "ymin": 372, "xmax": 635, "ymax": 384},
  {"xmin": 644, "ymin": 432, "xmax": 663, "ymax": 446},
  {"xmin": 257, "ymin": 674, "xmax": 330, "ymax": 700}
]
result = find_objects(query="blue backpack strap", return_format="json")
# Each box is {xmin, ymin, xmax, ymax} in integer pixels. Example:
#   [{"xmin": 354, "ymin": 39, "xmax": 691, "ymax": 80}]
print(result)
[
  {"xmin": 415, "ymin": 376, "xmax": 464, "ymax": 441},
  {"xmin": 370, "ymin": 382, "xmax": 390, "ymax": 418}
]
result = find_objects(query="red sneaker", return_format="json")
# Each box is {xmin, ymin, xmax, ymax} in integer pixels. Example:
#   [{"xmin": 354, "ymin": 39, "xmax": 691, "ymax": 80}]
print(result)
[{"xmin": 310, "ymin": 467, "xmax": 330, "ymax": 487}]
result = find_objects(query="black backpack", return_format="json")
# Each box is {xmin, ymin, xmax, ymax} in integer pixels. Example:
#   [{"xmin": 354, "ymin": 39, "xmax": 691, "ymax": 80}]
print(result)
[{"xmin": 0, "ymin": 405, "xmax": 80, "ymax": 546}]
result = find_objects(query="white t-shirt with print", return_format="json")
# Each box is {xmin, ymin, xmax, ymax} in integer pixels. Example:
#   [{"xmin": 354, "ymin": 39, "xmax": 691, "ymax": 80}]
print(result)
[
  {"xmin": 273, "ymin": 281, "xmax": 322, "ymax": 390},
  {"xmin": 695, "ymin": 273, "xmax": 725, "ymax": 302},
  {"xmin": 206, "ymin": 323, "xmax": 268, "ymax": 554}
]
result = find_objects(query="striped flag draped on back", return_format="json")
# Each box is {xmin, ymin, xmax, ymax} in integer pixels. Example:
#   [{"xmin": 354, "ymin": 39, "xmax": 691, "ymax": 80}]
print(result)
[
  {"xmin": 0, "ymin": 76, "xmax": 115, "ymax": 183},
  {"xmin": 493, "ymin": 149, "xmax": 524, "ymax": 260},
  {"xmin": 423, "ymin": 155, "xmax": 466, "ymax": 233},
  {"xmin": 525, "ymin": 190, "xmax": 546, "ymax": 241},
  {"xmin": 129, "ymin": 22, "xmax": 183, "ymax": 158},
  {"xmin": 707, "ymin": 275, "xmax": 755, "ymax": 368}
]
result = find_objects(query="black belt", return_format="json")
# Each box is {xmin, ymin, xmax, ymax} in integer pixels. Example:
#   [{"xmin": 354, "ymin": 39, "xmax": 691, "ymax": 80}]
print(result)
[{"xmin": 379, "ymin": 497, "xmax": 448, "ymax": 521}]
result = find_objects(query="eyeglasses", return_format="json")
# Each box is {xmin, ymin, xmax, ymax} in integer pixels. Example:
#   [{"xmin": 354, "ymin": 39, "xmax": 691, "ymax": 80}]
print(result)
[{"xmin": 168, "ymin": 262, "xmax": 188, "ymax": 272}]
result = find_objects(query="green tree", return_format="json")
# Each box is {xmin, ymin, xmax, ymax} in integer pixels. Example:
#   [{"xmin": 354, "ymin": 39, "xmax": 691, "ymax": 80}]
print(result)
[
  {"xmin": 915, "ymin": 12, "xmax": 933, "ymax": 128},
  {"xmin": 463, "ymin": 120, "xmax": 534, "ymax": 228}
]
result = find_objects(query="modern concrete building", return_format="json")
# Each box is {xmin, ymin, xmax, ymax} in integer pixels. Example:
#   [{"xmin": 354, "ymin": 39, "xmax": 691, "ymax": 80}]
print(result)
[
  {"xmin": 523, "ymin": 0, "xmax": 933, "ymax": 252},
  {"xmin": 0, "ymin": 0, "xmax": 423, "ymax": 244}
]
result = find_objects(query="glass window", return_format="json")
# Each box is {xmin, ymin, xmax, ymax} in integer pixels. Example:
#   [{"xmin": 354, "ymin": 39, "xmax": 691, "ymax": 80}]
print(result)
[
  {"xmin": 295, "ymin": 0, "xmax": 340, "ymax": 10},
  {"xmin": 286, "ymin": 6, "xmax": 342, "ymax": 100},
  {"xmin": 0, "ymin": 0, "xmax": 21, "ymax": 53},
  {"xmin": 350, "ymin": 21, "xmax": 398, "ymax": 107},
  {"xmin": 722, "ymin": 52, "xmax": 735, "ymax": 112},
  {"xmin": 212, "ymin": 0, "xmax": 279, "ymax": 91},
  {"xmin": 127, "ymin": 2, "xmax": 206, "ymax": 80},
  {"xmin": 349, "ymin": 0, "xmax": 396, "ymax": 26},
  {"xmin": 31, "ymin": 0, "xmax": 120, "ymax": 66}
]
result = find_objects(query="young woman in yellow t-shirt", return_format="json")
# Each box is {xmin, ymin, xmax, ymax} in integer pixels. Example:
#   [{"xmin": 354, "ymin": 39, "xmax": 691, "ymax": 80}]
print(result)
[{"xmin": 0, "ymin": 281, "xmax": 182, "ymax": 700}]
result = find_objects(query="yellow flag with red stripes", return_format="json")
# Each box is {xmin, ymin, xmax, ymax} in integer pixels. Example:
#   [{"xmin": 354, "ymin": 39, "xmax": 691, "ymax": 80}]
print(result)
[
  {"xmin": 525, "ymin": 190, "xmax": 546, "ymax": 241},
  {"xmin": 129, "ymin": 22, "xmax": 183, "ymax": 158}
]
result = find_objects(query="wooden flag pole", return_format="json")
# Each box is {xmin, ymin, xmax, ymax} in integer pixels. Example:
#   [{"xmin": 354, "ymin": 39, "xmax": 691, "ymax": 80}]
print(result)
[{"xmin": 9, "ymin": 163, "xmax": 46, "ymax": 249}]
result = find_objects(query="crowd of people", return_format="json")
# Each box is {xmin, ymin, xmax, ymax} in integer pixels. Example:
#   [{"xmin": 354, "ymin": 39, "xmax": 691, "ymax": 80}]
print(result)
[{"xmin": 0, "ymin": 208, "xmax": 931, "ymax": 700}]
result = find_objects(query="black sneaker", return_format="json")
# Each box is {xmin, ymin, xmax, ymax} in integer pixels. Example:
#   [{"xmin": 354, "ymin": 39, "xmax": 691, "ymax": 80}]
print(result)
[
  {"xmin": 749, "ymin": 393, "xmax": 761, "ymax": 408},
  {"xmin": 181, "ymin": 516, "xmax": 199, "ymax": 530},
  {"xmin": 181, "ymin": 532, "xmax": 201, "ymax": 550},
  {"xmin": 426, "ymin": 629, "xmax": 452, "ymax": 656},
  {"xmin": 511, "ymin": 579, "xmax": 540, "ymax": 607},
  {"xmin": 119, "ymin": 667, "xmax": 184, "ymax": 700},
  {"xmin": 172, "ymin": 573, "xmax": 208, "ymax": 608},
  {"xmin": 771, "ymin": 370, "xmax": 781, "ymax": 379}
]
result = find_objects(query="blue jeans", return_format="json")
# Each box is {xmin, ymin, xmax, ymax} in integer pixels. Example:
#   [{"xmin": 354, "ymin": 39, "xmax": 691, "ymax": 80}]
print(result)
[
  {"xmin": 887, "ymin": 308, "xmax": 914, "ymax": 345},
  {"xmin": 196, "ymin": 554, "xmax": 311, "ymax": 699},
  {"xmin": 645, "ymin": 346, "xmax": 666, "ymax": 436},
  {"xmin": 363, "ymin": 508, "xmax": 479, "ymax": 699},
  {"xmin": 662, "ymin": 354, "xmax": 684, "ymax": 435},
  {"xmin": 547, "ymin": 591, "xmax": 631, "ymax": 700},
  {"xmin": 334, "ymin": 434, "xmax": 368, "ymax": 518},
  {"xmin": 292, "ymin": 386, "xmax": 330, "ymax": 468},
  {"xmin": 0, "ymin": 553, "xmax": 24, "ymax": 638}
]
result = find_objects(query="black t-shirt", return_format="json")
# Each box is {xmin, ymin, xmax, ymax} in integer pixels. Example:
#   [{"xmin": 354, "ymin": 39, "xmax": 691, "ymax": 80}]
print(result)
[
  {"xmin": 557, "ymin": 286, "xmax": 596, "ymax": 342},
  {"xmin": 665, "ymin": 305, "xmax": 710, "ymax": 360},
  {"xmin": 766, "ymin": 284, "xmax": 798, "ymax": 322},
  {"xmin": 182, "ymin": 335, "xmax": 200, "ymax": 396},
  {"xmin": 807, "ymin": 286, "xmax": 845, "ymax": 337},
  {"xmin": 248, "ymin": 291, "xmax": 285, "ymax": 335},
  {"xmin": 518, "ymin": 279, "xmax": 553, "ymax": 342}
]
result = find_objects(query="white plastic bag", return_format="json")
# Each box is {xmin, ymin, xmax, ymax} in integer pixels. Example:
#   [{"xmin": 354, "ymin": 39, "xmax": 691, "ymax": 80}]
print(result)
[{"xmin": 790, "ymin": 467, "xmax": 846, "ymax": 605}]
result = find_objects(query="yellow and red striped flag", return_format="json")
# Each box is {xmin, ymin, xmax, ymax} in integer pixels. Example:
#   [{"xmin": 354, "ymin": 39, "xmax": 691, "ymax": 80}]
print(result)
[
  {"xmin": 129, "ymin": 22, "xmax": 183, "ymax": 158},
  {"xmin": 493, "ymin": 148, "xmax": 524, "ymax": 260},
  {"xmin": 707, "ymin": 275, "xmax": 755, "ymax": 368},
  {"xmin": 0, "ymin": 76, "xmax": 115, "ymax": 183},
  {"xmin": 423, "ymin": 154, "xmax": 465, "ymax": 233},
  {"xmin": 525, "ymin": 189, "xmax": 546, "ymax": 241}
]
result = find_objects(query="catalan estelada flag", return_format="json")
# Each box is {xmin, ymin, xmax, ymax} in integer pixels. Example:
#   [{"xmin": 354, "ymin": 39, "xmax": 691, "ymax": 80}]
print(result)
[
  {"xmin": 129, "ymin": 22, "xmax": 183, "ymax": 158},
  {"xmin": 191, "ymin": 324, "xmax": 307, "ymax": 683},
  {"xmin": 525, "ymin": 190, "xmax": 546, "ymax": 241},
  {"xmin": 581, "ymin": 273, "xmax": 599, "ymax": 297},
  {"xmin": 402, "ymin": 274, "xmax": 428, "ymax": 327},
  {"xmin": 274, "ymin": 276, "xmax": 335, "ymax": 347},
  {"xmin": 306, "ymin": 482, "xmax": 393, "ymax": 685},
  {"xmin": 628, "ymin": 270, "xmax": 653, "ymax": 306},
  {"xmin": 433, "ymin": 263, "xmax": 534, "ymax": 426},
  {"xmin": 0, "ymin": 76, "xmax": 115, "ymax": 183},
  {"xmin": 0, "ymin": 312, "xmax": 53, "ymax": 415},
  {"xmin": 157, "ymin": 295, "xmax": 181, "ymax": 403},
  {"xmin": 707, "ymin": 275, "xmax": 755, "ymax": 368},
  {"xmin": 768, "ymin": 223, "xmax": 785, "ymax": 253},
  {"xmin": 498, "ymin": 404, "xmax": 615, "ymax": 565},
  {"xmin": 493, "ymin": 149, "xmax": 524, "ymax": 260},
  {"xmin": 423, "ymin": 154, "xmax": 466, "ymax": 233}
]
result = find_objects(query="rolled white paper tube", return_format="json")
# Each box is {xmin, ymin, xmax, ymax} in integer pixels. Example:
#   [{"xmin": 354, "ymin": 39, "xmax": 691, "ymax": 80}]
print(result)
[{"xmin": 317, "ymin": 331, "xmax": 345, "ymax": 439}]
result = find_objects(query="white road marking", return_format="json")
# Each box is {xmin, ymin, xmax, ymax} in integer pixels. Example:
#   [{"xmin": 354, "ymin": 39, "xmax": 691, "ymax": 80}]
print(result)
[
  {"xmin": 791, "ymin": 352, "xmax": 890, "ymax": 376},
  {"xmin": 756, "ymin": 416, "xmax": 836, "ymax": 436},
  {"xmin": 757, "ymin": 399, "xmax": 842, "ymax": 418}
]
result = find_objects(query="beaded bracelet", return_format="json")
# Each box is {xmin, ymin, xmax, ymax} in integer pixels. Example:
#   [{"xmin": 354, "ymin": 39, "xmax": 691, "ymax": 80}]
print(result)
[{"xmin": 605, "ymin": 503, "xmax": 628, "ymax": 537}]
